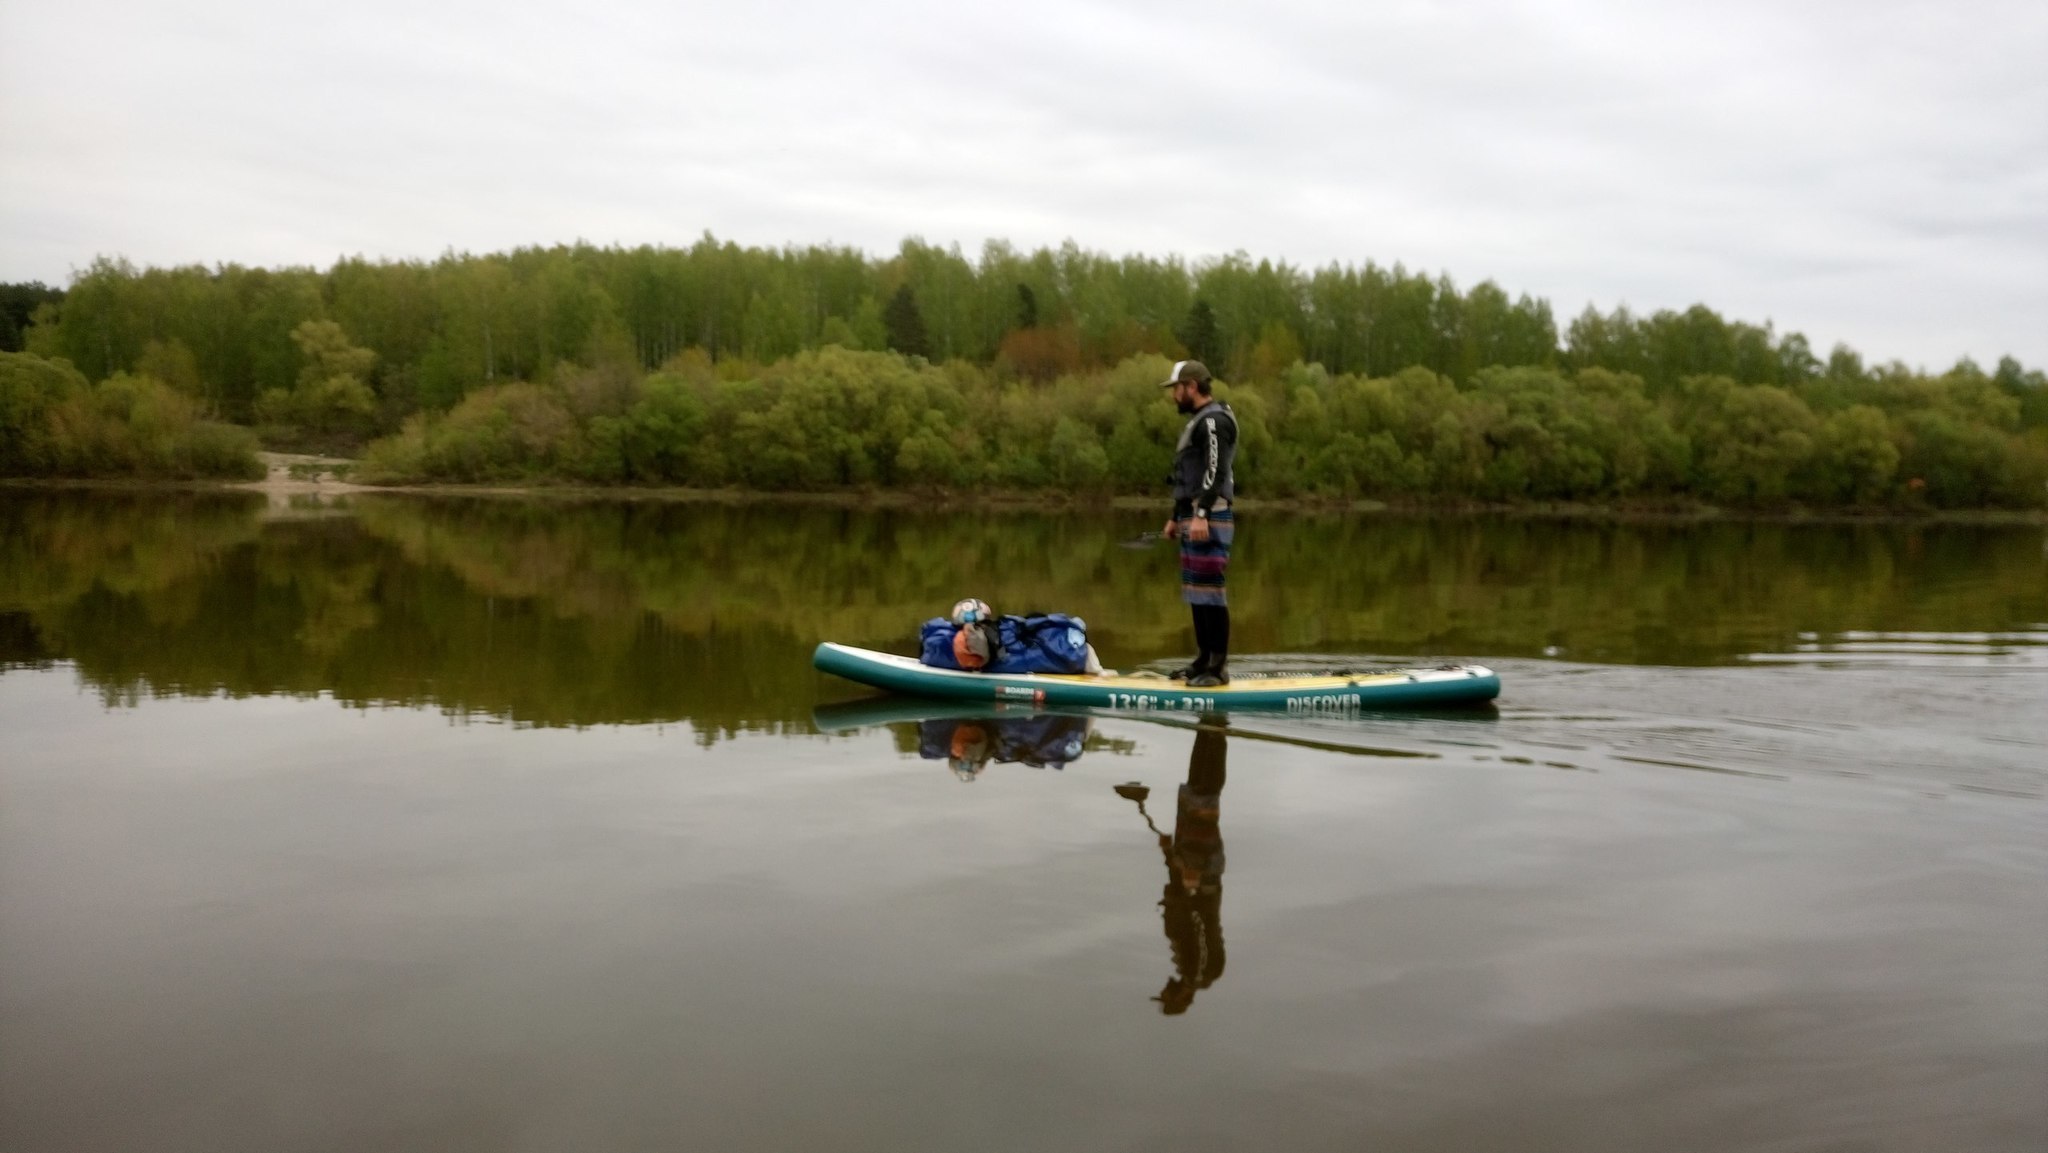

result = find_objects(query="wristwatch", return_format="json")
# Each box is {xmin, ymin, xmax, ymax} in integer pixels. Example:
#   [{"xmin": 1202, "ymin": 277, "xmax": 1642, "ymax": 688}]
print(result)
[{"xmin": 1194, "ymin": 508, "xmax": 1208, "ymax": 519}]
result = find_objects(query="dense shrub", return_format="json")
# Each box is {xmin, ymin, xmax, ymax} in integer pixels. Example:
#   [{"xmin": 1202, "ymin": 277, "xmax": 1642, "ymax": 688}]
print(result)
[
  {"xmin": 346, "ymin": 348, "xmax": 2048, "ymax": 509},
  {"xmin": 1, "ymin": 352, "xmax": 261, "ymax": 479},
  {"xmin": 358, "ymin": 381, "xmax": 582, "ymax": 483}
]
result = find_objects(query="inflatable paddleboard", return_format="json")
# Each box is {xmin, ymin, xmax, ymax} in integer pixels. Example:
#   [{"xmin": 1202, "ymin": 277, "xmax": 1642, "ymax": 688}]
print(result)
[{"xmin": 813, "ymin": 643, "xmax": 1499, "ymax": 713}]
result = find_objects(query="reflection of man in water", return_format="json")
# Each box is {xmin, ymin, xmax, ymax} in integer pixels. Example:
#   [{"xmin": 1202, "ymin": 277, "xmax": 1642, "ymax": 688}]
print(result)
[{"xmin": 1155, "ymin": 716, "xmax": 1227, "ymax": 1014}]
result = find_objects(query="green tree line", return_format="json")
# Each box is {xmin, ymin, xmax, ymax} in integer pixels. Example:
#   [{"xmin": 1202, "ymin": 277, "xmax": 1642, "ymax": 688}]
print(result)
[
  {"xmin": 4, "ymin": 237, "xmax": 2045, "ymax": 506},
  {"xmin": 353, "ymin": 347, "xmax": 2048, "ymax": 509},
  {"xmin": 18, "ymin": 239, "xmax": 2047, "ymax": 417}
]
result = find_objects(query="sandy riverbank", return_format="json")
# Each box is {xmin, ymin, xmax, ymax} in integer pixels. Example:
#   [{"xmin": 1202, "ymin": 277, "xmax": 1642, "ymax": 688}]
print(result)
[{"xmin": 238, "ymin": 453, "xmax": 373, "ymax": 496}]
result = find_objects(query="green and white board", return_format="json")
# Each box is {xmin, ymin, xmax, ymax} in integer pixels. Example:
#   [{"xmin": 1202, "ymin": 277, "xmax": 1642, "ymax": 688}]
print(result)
[{"xmin": 812, "ymin": 643, "xmax": 1500, "ymax": 713}]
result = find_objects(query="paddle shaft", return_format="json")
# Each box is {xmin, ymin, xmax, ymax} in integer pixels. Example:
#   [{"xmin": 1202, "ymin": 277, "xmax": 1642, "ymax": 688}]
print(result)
[{"xmin": 1115, "ymin": 783, "xmax": 1168, "ymax": 838}]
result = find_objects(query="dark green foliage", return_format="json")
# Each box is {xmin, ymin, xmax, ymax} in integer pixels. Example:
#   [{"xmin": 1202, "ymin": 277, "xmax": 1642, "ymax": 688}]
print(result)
[
  {"xmin": 1810, "ymin": 406, "xmax": 1899, "ymax": 505},
  {"xmin": 0, "ymin": 282, "xmax": 64, "ymax": 353},
  {"xmin": 883, "ymin": 284, "xmax": 930, "ymax": 359},
  {"xmin": 342, "ymin": 347, "xmax": 2046, "ymax": 509},
  {"xmin": 1993, "ymin": 355, "xmax": 2048, "ymax": 429},
  {"xmin": 255, "ymin": 320, "xmax": 380, "ymax": 443},
  {"xmin": 14, "ymin": 239, "xmax": 2045, "ymax": 506},
  {"xmin": 0, "ymin": 351, "xmax": 85, "ymax": 473},
  {"xmin": 13, "ymin": 240, "xmax": 1455, "ymax": 400},
  {"xmin": 1177, "ymin": 299, "xmax": 1219, "ymax": 365},
  {"xmin": 359, "ymin": 382, "xmax": 580, "ymax": 483},
  {"xmin": 22, "ymin": 238, "xmax": 2043, "ymax": 409},
  {"xmin": 0, "ymin": 351, "xmax": 262, "ymax": 479}
]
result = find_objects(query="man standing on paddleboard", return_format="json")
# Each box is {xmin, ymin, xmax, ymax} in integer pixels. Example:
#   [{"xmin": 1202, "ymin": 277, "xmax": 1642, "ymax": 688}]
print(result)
[{"xmin": 1160, "ymin": 360, "xmax": 1238, "ymax": 686}]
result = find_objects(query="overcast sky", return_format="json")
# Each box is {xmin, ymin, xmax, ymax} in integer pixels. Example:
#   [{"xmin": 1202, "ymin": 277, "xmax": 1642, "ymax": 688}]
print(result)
[{"xmin": 3, "ymin": 0, "xmax": 2044, "ymax": 368}]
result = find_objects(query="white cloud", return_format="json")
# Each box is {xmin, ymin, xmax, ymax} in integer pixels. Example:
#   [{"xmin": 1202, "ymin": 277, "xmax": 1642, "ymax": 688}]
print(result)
[{"xmin": 2, "ymin": 0, "xmax": 2044, "ymax": 366}]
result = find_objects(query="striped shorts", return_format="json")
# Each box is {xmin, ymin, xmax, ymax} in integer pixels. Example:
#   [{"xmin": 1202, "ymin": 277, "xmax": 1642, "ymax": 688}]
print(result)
[{"xmin": 1178, "ymin": 507, "xmax": 1235, "ymax": 606}]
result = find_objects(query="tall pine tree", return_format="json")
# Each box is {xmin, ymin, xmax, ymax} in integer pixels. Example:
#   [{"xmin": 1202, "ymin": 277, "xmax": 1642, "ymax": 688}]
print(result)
[
  {"xmin": 884, "ymin": 284, "xmax": 930, "ymax": 359},
  {"xmin": 1177, "ymin": 298, "xmax": 1219, "ymax": 365}
]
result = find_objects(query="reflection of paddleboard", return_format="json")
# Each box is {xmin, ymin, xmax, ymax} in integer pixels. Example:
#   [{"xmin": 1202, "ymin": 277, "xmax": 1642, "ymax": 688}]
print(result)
[
  {"xmin": 812, "ymin": 643, "xmax": 1500, "ymax": 713},
  {"xmin": 812, "ymin": 697, "xmax": 1053, "ymax": 732},
  {"xmin": 812, "ymin": 699, "xmax": 1096, "ymax": 780}
]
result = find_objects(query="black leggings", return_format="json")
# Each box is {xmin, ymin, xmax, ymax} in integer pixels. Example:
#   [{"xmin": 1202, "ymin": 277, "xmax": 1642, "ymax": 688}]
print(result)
[{"xmin": 1191, "ymin": 603, "xmax": 1230, "ymax": 666}]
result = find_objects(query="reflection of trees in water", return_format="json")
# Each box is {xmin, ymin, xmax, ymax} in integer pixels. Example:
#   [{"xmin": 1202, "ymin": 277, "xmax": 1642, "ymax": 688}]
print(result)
[
  {"xmin": 0, "ymin": 491, "xmax": 260, "ymax": 633},
  {"xmin": 284, "ymin": 499, "xmax": 2048, "ymax": 666},
  {"xmin": 3, "ymin": 491, "xmax": 2045, "ymax": 729}
]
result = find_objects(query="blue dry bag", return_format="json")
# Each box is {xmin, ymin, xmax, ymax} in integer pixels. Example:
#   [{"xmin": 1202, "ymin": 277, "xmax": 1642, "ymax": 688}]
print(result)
[{"xmin": 918, "ymin": 614, "xmax": 1090, "ymax": 674}]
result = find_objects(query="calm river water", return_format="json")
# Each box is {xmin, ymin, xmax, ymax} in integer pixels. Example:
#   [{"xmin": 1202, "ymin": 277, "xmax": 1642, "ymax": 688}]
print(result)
[{"xmin": 2, "ymin": 490, "xmax": 2044, "ymax": 1152}]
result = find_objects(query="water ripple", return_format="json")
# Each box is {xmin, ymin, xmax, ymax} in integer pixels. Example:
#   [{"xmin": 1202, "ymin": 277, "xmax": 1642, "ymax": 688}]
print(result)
[{"xmin": 1745, "ymin": 628, "xmax": 2048, "ymax": 668}]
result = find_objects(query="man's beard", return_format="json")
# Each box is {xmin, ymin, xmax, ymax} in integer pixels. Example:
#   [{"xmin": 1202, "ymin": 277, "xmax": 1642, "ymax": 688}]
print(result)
[{"xmin": 1176, "ymin": 396, "xmax": 1198, "ymax": 414}]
